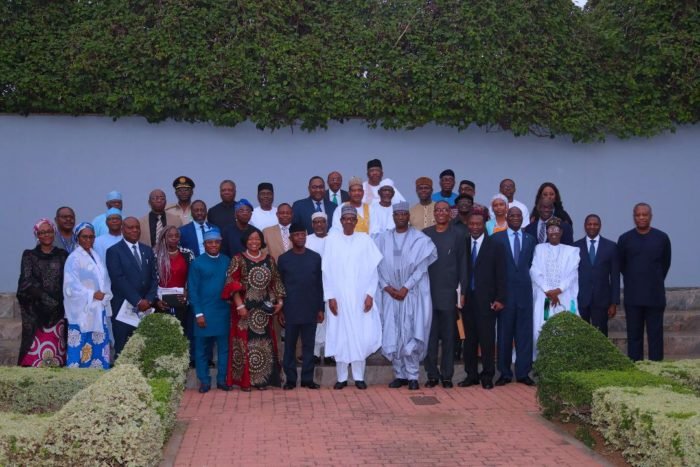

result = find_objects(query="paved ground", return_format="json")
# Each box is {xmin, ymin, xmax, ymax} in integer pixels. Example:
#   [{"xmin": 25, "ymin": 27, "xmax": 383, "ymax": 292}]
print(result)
[{"xmin": 171, "ymin": 382, "xmax": 606, "ymax": 466}]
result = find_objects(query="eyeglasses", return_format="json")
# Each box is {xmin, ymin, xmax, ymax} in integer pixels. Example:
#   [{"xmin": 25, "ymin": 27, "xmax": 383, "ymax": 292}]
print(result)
[{"xmin": 36, "ymin": 230, "xmax": 54, "ymax": 236}]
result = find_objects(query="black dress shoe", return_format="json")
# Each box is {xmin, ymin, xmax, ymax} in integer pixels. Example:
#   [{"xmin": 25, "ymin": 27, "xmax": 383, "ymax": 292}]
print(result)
[
  {"xmin": 355, "ymin": 380, "xmax": 368, "ymax": 390},
  {"xmin": 408, "ymin": 380, "xmax": 419, "ymax": 390},
  {"xmin": 208, "ymin": 360, "xmax": 216, "ymax": 368},
  {"xmin": 283, "ymin": 382, "xmax": 296, "ymax": 390},
  {"xmin": 481, "ymin": 380, "xmax": 494, "ymax": 390},
  {"xmin": 517, "ymin": 376, "xmax": 536, "ymax": 386},
  {"xmin": 324, "ymin": 357, "xmax": 336, "ymax": 366},
  {"xmin": 198, "ymin": 383, "xmax": 211, "ymax": 393},
  {"xmin": 388, "ymin": 378, "xmax": 409, "ymax": 388},
  {"xmin": 313, "ymin": 356, "xmax": 321, "ymax": 365},
  {"xmin": 216, "ymin": 383, "xmax": 233, "ymax": 391},
  {"xmin": 333, "ymin": 381, "xmax": 348, "ymax": 390},
  {"xmin": 301, "ymin": 381, "xmax": 320, "ymax": 389},
  {"xmin": 425, "ymin": 379, "xmax": 440, "ymax": 388},
  {"xmin": 442, "ymin": 380, "xmax": 453, "ymax": 388},
  {"xmin": 494, "ymin": 377, "xmax": 511, "ymax": 387},
  {"xmin": 457, "ymin": 378, "xmax": 479, "ymax": 388}
]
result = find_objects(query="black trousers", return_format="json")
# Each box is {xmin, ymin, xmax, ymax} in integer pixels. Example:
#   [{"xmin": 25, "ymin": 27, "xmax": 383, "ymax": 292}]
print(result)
[
  {"xmin": 424, "ymin": 308, "xmax": 456, "ymax": 381},
  {"xmin": 283, "ymin": 322, "xmax": 317, "ymax": 385},
  {"xmin": 625, "ymin": 305, "xmax": 664, "ymax": 361},
  {"xmin": 579, "ymin": 305, "xmax": 609, "ymax": 337},
  {"xmin": 463, "ymin": 291, "xmax": 496, "ymax": 382}
]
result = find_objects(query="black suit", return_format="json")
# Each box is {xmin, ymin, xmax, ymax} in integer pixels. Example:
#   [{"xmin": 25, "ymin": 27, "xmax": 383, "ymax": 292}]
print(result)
[
  {"xmin": 492, "ymin": 229, "xmax": 536, "ymax": 380},
  {"xmin": 292, "ymin": 197, "xmax": 337, "ymax": 234},
  {"xmin": 574, "ymin": 236, "xmax": 620, "ymax": 336},
  {"xmin": 524, "ymin": 218, "xmax": 574, "ymax": 246},
  {"xmin": 463, "ymin": 235, "xmax": 507, "ymax": 383},
  {"xmin": 324, "ymin": 189, "xmax": 349, "ymax": 205}
]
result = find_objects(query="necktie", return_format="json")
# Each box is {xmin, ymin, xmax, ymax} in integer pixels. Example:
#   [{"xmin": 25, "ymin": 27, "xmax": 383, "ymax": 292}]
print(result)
[
  {"xmin": 332, "ymin": 193, "xmax": 338, "ymax": 205},
  {"xmin": 315, "ymin": 201, "xmax": 322, "ymax": 213},
  {"xmin": 471, "ymin": 240, "xmax": 478, "ymax": 290},
  {"xmin": 538, "ymin": 220, "xmax": 545, "ymax": 243},
  {"xmin": 513, "ymin": 231, "xmax": 521, "ymax": 264},
  {"xmin": 155, "ymin": 214, "xmax": 164, "ymax": 244},
  {"xmin": 200, "ymin": 224, "xmax": 206, "ymax": 254},
  {"xmin": 589, "ymin": 239, "xmax": 597, "ymax": 265},
  {"xmin": 132, "ymin": 244, "xmax": 142, "ymax": 269},
  {"xmin": 281, "ymin": 226, "xmax": 290, "ymax": 250}
]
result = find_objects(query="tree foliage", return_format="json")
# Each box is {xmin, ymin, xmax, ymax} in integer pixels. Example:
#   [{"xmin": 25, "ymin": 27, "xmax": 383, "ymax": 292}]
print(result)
[{"xmin": 0, "ymin": 0, "xmax": 697, "ymax": 141}]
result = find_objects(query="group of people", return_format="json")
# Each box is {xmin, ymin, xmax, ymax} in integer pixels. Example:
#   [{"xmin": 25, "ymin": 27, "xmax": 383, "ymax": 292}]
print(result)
[{"xmin": 17, "ymin": 159, "xmax": 672, "ymax": 393}]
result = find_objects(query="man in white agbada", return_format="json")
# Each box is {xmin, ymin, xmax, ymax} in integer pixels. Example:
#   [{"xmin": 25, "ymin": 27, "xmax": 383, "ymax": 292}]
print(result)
[
  {"xmin": 369, "ymin": 184, "xmax": 397, "ymax": 237},
  {"xmin": 362, "ymin": 158, "xmax": 406, "ymax": 205},
  {"xmin": 530, "ymin": 217, "xmax": 580, "ymax": 359},
  {"xmin": 323, "ymin": 204, "xmax": 383, "ymax": 390},
  {"xmin": 375, "ymin": 202, "xmax": 437, "ymax": 390},
  {"xmin": 305, "ymin": 211, "xmax": 330, "ymax": 360}
]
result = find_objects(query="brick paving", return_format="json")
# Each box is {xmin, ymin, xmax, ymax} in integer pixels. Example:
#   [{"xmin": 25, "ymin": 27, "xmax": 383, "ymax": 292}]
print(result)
[{"xmin": 173, "ymin": 383, "xmax": 605, "ymax": 466}]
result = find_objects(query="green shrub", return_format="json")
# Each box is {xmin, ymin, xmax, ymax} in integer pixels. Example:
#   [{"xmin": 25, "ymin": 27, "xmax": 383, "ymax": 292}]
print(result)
[
  {"xmin": 0, "ymin": 412, "xmax": 52, "ymax": 465},
  {"xmin": 544, "ymin": 369, "xmax": 688, "ymax": 421},
  {"xmin": 534, "ymin": 313, "xmax": 634, "ymax": 418},
  {"xmin": 117, "ymin": 313, "xmax": 189, "ymax": 387},
  {"xmin": 636, "ymin": 359, "xmax": 700, "ymax": 394},
  {"xmin": 148, "ymin": 377, "xmax": 180, "ymax": 441},
  {"xmin": 0, "ymin": 367, "xmax": 102, "ymax": 414},
  {"xmin": 592, "ymin": 386, "xmax": 700, "ymax": 467},
  {"xmin": 27, "ymin": 364, "xmax": 164, "ymax": 466}
]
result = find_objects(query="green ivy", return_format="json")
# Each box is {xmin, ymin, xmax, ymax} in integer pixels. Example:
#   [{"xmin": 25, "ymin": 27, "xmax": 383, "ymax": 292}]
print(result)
[{"xmin": 0, "ymin": 0, "xmax": 697, "ymax": 141}]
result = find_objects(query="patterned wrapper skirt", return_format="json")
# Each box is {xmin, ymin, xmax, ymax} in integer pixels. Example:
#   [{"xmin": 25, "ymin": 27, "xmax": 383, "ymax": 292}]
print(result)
[
  {"xmin": 19, "ymin": 319, "xmax": 67, "ymax": 367},
  {"xmin": 66, "ymin": 310, "xmax": 112, "ymax": 369}
]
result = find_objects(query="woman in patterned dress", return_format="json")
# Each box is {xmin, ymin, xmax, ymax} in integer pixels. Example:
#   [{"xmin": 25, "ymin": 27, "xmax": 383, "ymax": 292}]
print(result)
[
  {"xmin": 63, "ymin": 222, "xmax": 113, "ymax": 369},
  {"xmin": 223, "ymin": 229, "xmax": 285, "ymax": 391},
  {"xmin": 16, "ymin": 218, "xmax": 69, "ymax": 367}
]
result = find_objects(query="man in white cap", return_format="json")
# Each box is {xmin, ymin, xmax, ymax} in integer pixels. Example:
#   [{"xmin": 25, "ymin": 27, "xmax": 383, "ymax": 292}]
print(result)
[
  {"xmin": 92, "ymin": 190, "xmax": 123, "ymax": 237},
  {"xmin": 323, "ymin": 205, "xmax": 383, "ymax": 390},
  {"xmin": 375, "ymin": 202, "xmax": 437, "ymax": 390},
  {"xmin": 305, "ymin": 212, "xmax": 330, "ymax": 362}
]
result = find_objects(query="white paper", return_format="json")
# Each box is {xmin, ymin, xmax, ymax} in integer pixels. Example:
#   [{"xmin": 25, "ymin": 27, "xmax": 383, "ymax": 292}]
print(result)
[{"xmin": 115, "ymin": 300, "xmax": 154, "ymax": 327}]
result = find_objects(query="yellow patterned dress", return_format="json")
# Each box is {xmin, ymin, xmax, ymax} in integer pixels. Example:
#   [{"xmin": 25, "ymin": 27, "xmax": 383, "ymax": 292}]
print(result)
[{"xmin": 224, "ymin": 254, "xmax": 285, "ymax": 389}]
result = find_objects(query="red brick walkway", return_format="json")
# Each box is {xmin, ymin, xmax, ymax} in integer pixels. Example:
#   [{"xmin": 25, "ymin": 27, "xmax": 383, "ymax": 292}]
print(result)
[{"xmin": 173, "ymin": 384, "xmax": 605, "ymax": 466}]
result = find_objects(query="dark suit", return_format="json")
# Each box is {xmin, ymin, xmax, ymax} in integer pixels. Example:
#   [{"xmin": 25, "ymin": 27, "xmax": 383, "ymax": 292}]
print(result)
[
  {"xmin": 325, "ymin": 189, "xmax": 349, "ymax": 205},
  {"xmin": 292, "ymin": 197, "xmax": 337, "ymax": 234},
  {"xmin": 106, "ymin": 240, "xmax": 158, "ymax": 357},
  {"xmin": 574, "ymin": 236, "xmax": 620, "ymax": 336},
  {"xmin": 463, "ymin": 235, "xmax": 507, "ymax": 383},
  {"xmin": 492, "ymin": 229, "xmax": 536, "ymax": 380},
  {"xmin": 179, "ymin": 221, "xmax": 213, "ymax": 257},
  {"xmin": 524, "ymin": 218, "xmax": 574, "ymax": 246}
]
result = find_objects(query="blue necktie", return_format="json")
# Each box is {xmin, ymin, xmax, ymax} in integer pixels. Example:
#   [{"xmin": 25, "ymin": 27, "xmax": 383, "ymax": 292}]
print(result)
[
  {"xmin": 513, "ymin": 231, "xmax": 520, "ymax": 264},
  {"xmin": 589, "ymin": 239, "xmax": 596, "ymax": 265},
  {"xmin": 471, "ymin": 239, "xmax": 477, "ymax": 290},
  {"xmin": 315, "ymin": 201, "xmax": 322, "ymax": 213}
]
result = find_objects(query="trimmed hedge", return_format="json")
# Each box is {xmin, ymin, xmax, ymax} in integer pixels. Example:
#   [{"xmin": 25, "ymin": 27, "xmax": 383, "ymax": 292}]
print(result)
[
  {"xmin": 0, "ymin": 0, "xmax": 697, "ymax": 141},
  {"xmin": 533, "ymin": 312, "xmax": 634, "ymax": 417},
  {"xmin": 0, "ymin": 367, "xmax": 102, "ymax": 414},
  {"xmin": 592, "ymin": 386, "xmax": 700, "ymax": 467},
  {"xmin": 637, "ymin": 359, "xmax": 700, "ymax": 394}
]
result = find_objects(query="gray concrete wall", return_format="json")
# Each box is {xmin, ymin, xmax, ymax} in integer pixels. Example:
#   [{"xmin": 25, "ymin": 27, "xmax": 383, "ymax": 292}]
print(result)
[{"xmin": 1, "ymin": 115, "xmax": 697, "ymax": 291}]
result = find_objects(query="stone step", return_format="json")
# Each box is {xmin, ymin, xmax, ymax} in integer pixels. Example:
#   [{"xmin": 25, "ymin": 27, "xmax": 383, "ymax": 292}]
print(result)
[
  {"xmin": 0, "ymin": 294, "xmax": 19, "ymax": 319},
  {"xmin": 609, "ymin": 309, "xmax": 700, "ymax": 333},
  {"xmin": 609, "ymin": 331, "xmax": 700, "ymax": 358}
]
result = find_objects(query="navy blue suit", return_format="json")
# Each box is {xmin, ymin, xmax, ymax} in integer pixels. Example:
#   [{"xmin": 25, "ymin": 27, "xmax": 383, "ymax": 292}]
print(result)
[
  {"xmin": 492, "ymin": 229, "xmax": 536, "ymax": 380},
  {"xmin": 292, "ymin": 197, "xmax": 337, "ymax": 234},
  {"xmin": 106, "ymin": 240, "xmax": 158, "ymax": 357},
  {"xmin": 179, "ymin": 221, "xmax": 212, "ymax": 257},
  {"xmin": 524, "ymin": 218, "xmax": 574, "ymax": 246},
  {"xmin": 574, "ymin": 236, "xmax": 620, "ymax": 336}
]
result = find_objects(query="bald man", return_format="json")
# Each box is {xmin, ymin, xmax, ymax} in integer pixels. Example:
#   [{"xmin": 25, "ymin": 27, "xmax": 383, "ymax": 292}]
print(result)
[{"xmin": 139, "ymin": 189, "xmax": 182, "ymax": 247}]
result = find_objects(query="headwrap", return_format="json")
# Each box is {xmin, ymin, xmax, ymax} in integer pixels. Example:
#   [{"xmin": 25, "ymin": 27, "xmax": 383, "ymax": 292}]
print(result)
[
  {"xmin": 235, "ymin": 198, "xmax": 254, "ymax": 212},
  {"xmin": 341, "ymin": 205, "xmax": 358, "ymax": 217},
  {"xmin": 289, "ymin": 223, "xmax": 306, "ymax": 234},
  {"xmin": 367, "ymin": 159, "xmax": 382, "ymax": 170},
  {"xmin": 203, "ymin": 227, "xmax": 222, "ymax": 241},
  {"xmin": 106, "ymin": 207, "xmax": 122, "ymax": 218},
  {"xmin": 490, "ymin": 193, "xmax": 509, "ymax": 206},
  {"xmin": 392, "ymin": 201, "xmax": 410, "ymax": 213},
  {"xmin": 415, "ymin": 177, "xmax": 433, "ymax": 187},
  {"xmin": 461, "ymin": 180, "xmax": 475, "ymax": 189},
  {"xmin": 311, "ymin": 212, "xmax": 328, "ymax": 221},
  {"xmin": 73, "ymin": 222, "xmax": 94, "ymax": 243},
  {"xmin": 257, "ymin": 182, "xmax": 274, "ymax": 192},
  {"xmin": 348, "ymin": 176, "xmax": 363, "ymax": 189},
  {"xmin": 378, "ymin": 183, "xmax": 395, "ymax": 193},
  {"xmin": 33, "ymin": 218, "xmax": 54, "ymax": 239},
  {"xmin": 439, "ymin": 169, "xmax": 455, "ymax": 179},
  {"xmin": 106, "ymin": 190, "xmax": 122, "ymax": 201}
]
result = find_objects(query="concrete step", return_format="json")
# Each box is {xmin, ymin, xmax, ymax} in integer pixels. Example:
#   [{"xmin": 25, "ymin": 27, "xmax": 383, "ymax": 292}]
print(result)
[
  {"xmin": 609, "ymin": 309, "xmax": 700, "ymax": 333},
  {"xmin": 0, "ymin": 294, "xmax": 19, "ymax": 319},
  {"xmin": 609, "ymin": 331, "xmax": 700, "ymax": 358}
]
